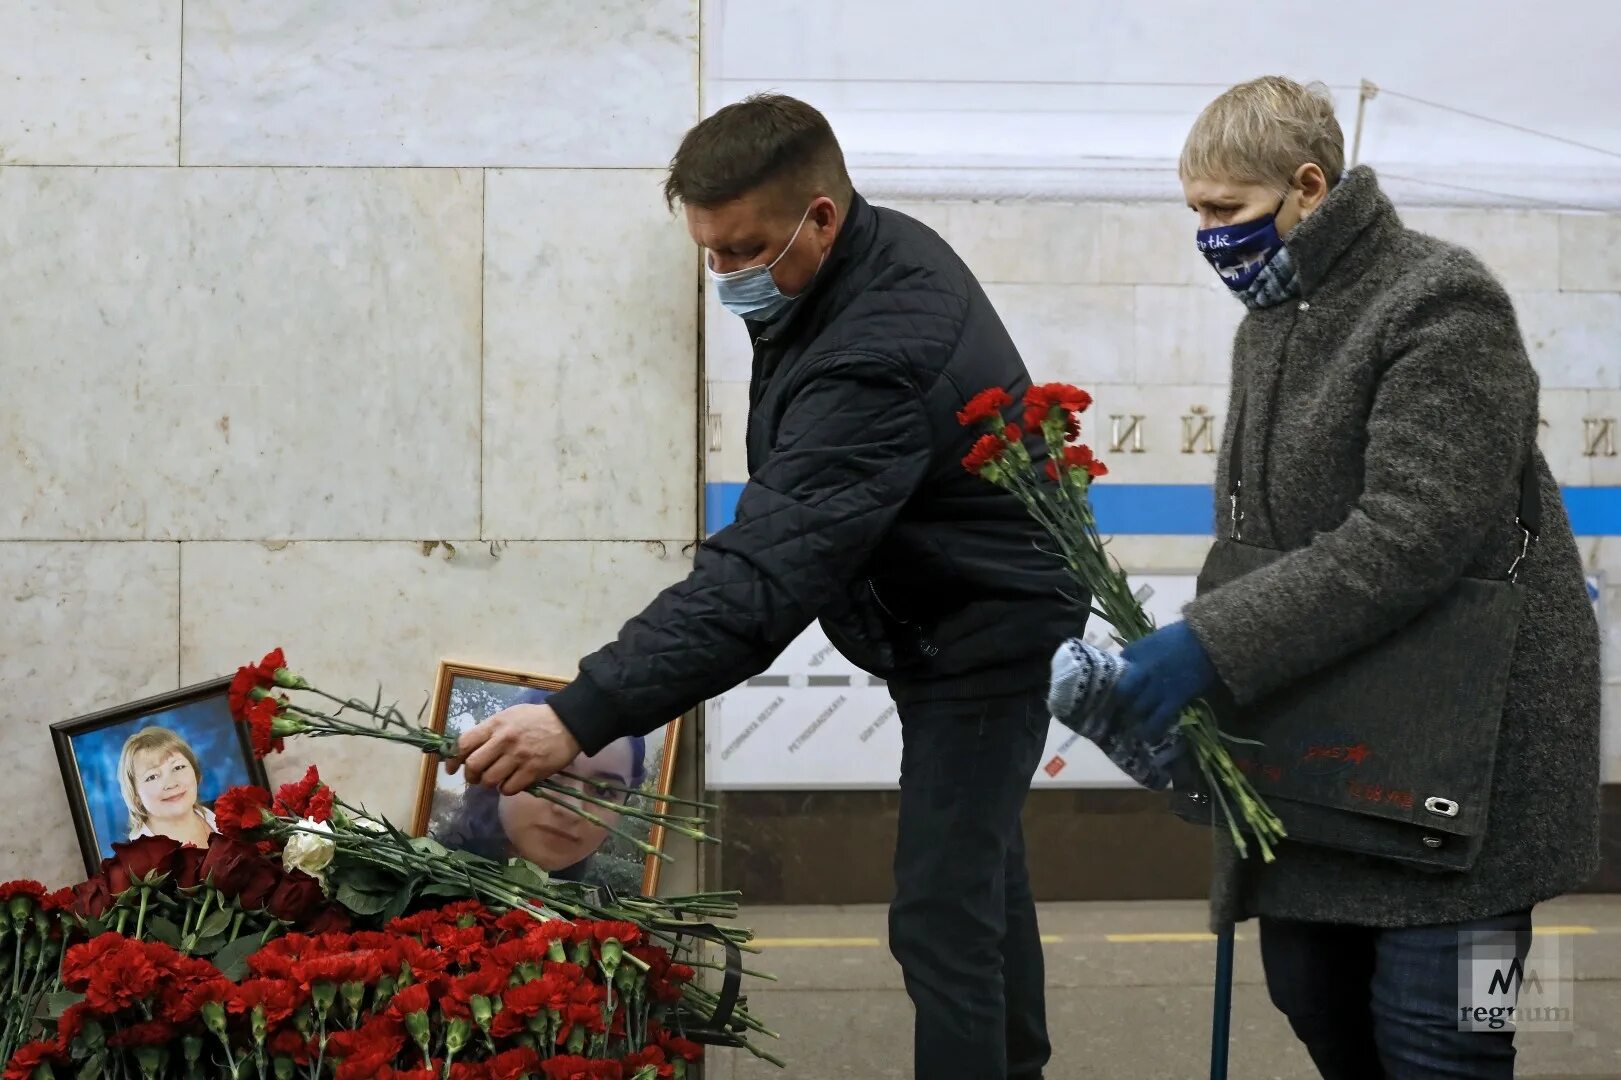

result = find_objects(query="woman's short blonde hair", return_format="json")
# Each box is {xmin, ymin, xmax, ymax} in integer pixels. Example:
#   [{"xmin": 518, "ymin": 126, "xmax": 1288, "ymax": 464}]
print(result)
[
  {"xmin": 1180, "ymin": 76, "xmax": 1345, "ymax": 192},
  {"xmin": 118, "ymin": 726, "xmax": 203, "ymax": 833}
]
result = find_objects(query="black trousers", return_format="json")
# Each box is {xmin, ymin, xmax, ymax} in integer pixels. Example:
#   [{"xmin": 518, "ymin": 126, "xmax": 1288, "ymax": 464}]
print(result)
[{"xmin": 889, "ymin": 687, "xmax": 1051, "ymax": 1079}]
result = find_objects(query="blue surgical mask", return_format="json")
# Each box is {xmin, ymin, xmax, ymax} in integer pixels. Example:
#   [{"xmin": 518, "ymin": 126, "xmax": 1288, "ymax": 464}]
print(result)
[
  {"xmin": 1196, "ymin": 201, "xmax": 1287, "ymax": 293},
  {"xmin": 708, "ymin": 204, "xmax": 815, "ymax": 322}
]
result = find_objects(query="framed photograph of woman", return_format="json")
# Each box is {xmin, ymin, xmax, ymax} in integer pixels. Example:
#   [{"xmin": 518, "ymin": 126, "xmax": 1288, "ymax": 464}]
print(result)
[
  {"xmin": 411, "ymin": 661, "xmax": 683, "ymax": 896},
  {"xmin": 50, "ymin": 678, "xmax": 271, "ymax": 876}
]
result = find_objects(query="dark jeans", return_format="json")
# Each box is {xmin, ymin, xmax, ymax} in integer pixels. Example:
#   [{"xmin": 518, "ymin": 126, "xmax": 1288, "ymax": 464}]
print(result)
[
  {"xmin": 889, "ymin": 688, "xmax": 1051, "ymax": 1080},
  {"xmin": 1260, "ymin": 908, "xmax": 1534, "ymax": 1079}
]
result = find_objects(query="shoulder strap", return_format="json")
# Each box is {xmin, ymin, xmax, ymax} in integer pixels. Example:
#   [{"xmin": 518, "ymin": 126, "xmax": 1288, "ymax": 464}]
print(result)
[{"xmin": 1225, "ymin": 392, "xmax": 1540, "ymax": 579}]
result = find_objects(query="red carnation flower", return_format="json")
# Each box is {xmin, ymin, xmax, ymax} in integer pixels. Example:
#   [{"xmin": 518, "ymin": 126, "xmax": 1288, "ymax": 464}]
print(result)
[
  {"xmin": 84, "ymin": 945, "xmax": 162, "ymax": 1013},
  {"xmin": 500, "ymin": 979, "xmax": 552, "ymax": 1020},
  {"xmin": 489, "ymin": 1009, "xmax": 528, "ymax": 1040},
  {"xmin": 541, "ymin": 1058, "xmax": 622, "ymax": 1080},
  {"xmin": 1045, "ymin": 443, "xmax": 1109, "ymax": 481},
  {"xmin": 213, "ymin": 787, "xmax": 273, "ymax": 837},
  {"xmin": 389, "ymin": 982, "xmax": 431, "ymax": 1018},
  {"xmin": 653, "ymin": 1027, "xmax": 704, "ymax": 1063},
  {"xmin": 955, "ymin": 387, "xmax": 1013, "ymax": 428},
  {"xmin": 40, "ymin": 886, "xmax": 74, "ymax": 913},
  {"xmin": 3, "ymin": 1040, "xmax": 61, "ymax": 1080},
  {"xmin": 449, "ymin": 1064, "xmax": 491, "ymax": 1080},
  {"xmin": 62, "ymin": 934, "xmax": 130, "ymax": 988},
  {"xmin": 243, "ymin": 696, "xmax": 286, "ymax": 758},
  {"xmin": 55, "ymin": 1001, "xmax": 90, "ymax": 1050},
  {"xmin": 1022, "ymin": 382, "xmax": 1093, "ymax": 431},
  {"xmin": 0, "ymin": 881, "xmax": 45, "ymax": 904},
  {"xmin": 107, "ymin": 1020, "xmax": 177, "ymax": 1049},
  {"xmin": 962, "ymin": 433, "xmax": 1008, "ymax": 475},
  {"xmin": 620, "ymin": 1048, "xmax": 671, "ymax": 1080},
  {"xmin": 229, "ymin": 648, "xmax": 287, "ymax": 721},
  {"xmin": 267, "ymin": 1029, "xmax": 314, "ymax": 1066},
  {"xmin": 486, "ymin": 1048, "xmax": 542, "ymax": 1080},
  {"xmin": 273, "ymin": 766, "xmax": 322, "ymax": 818},
  {"xmin": 307, "ymin": 785, "xmax": 335, "ymax": 824}
]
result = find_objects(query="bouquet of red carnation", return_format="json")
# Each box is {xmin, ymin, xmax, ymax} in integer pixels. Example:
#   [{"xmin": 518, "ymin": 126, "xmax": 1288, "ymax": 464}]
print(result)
[{"xmin": 958, "ymin": 383, "xmax": 1285, "ymax": 861}]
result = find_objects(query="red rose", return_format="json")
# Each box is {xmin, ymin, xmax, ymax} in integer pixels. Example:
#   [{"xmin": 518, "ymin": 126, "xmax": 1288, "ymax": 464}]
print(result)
[
  {"xmin": 199, "ymin": 835, "xmax": 272, "ymax": 895},
  {"xmin": 243, "ymin": 697, "xmax": 286, "ymax": 758},
  {"xmin": 230, "ymin": 648, "xmax": 288, "ymax": 721},
  {"xmin": 3, "ymin": 1040, "xmax": 61, "ymax": 1080},
  {"xmin": 273, "ymin": 766, "xmax": 322, "ymax": 818},
  {"xmin": 111, "ymin": 835, "xmax": 182, "ymax": 883},
  {"xmin": 107, "ymin": 1020, "xmax": 177, "ymax": 1048},
  {"xmin": 213, "ymin": 788, "xmax": 273, "ymax": 837},
  {"xmin": 955, "ymin": 387, "xmax": 1013, "ymax": 428},
  {"xmin": 100, "ymin": 858, "xmax": 132, "ymax": 897},
  {"xmin": 173, "ymin": 846, "xmax": 209, "ymax": 890},
  {"xmin": 305, "ymin": 907, "xmax": 353, "ymax": 935},
  {"xmin": 70, "ymin": 876, "xmax": 114, "ymax": 920},
  {"xmin": 962, "ymin": 433, "xmax": 1007, "ymax": 475},
  {"xmin": 265, "ymin": 871, "xmax": 325, "ymax": 924},
  {"xmin": 236, "ymin": 860, "xmax": 283, "ymax": 910}
]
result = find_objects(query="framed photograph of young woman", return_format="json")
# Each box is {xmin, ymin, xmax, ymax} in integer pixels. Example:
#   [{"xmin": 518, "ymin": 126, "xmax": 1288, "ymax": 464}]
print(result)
[
  {"xmin": 50, "ymin": 678, "xmax": 271, "ymax": 876},
  {"xmin": 411, "ymin": 661, "xmax": 683, "ymax": 896}
]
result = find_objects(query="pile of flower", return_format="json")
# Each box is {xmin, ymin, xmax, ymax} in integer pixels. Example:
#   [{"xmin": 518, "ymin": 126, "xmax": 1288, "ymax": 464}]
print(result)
[
  {"xmin": 5, "ymin": 895, "xmax": 704, "ymax": 1080},
  {"xmin": 1, "ymin": 760, "xmax": 776, "ymax": 1077}
]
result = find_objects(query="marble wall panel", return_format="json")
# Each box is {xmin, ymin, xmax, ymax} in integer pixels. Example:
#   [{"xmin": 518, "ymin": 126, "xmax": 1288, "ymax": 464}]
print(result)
[
  {"xmin": 1559, "ymin": 212, "xmax": 1621, "ymax": 293},
  {"xmin": 181, "ymin": 0, "xmax": 698, "ymax": 167},
  {"xmin": 1402, "ymin": 208, "xmax": 1562, "ymax": 292},
  {"xmin": 1133, "ymin": 284, "xmax": 1241, "ymax": 386},
  {"xmin": 482, "ymin": 169, "xmax": 698, "ymax": 541},
  {"xmin": 0, "ymin": 167, "xmax": 482, "ymax": 541},
  {"xmin": 983, "ymin": 284, "xmax": 1136, "ymax": 385},
  {"xmin": 1510, "ymin": 291, "xmax": 1621, "ymax": 390}
]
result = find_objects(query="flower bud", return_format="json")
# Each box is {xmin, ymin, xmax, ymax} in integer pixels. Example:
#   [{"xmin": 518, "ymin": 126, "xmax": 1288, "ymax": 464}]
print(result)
[{"xmin": 202, "ymin": 1001, "xmax": 228, "ymax": 1037}]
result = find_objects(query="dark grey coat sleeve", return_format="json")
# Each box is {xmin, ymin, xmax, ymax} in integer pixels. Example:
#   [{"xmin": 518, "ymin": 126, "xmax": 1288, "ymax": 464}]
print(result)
[
  {"xmin": 1184, "ymin": 259, "xmax": 1538, "ymax": 705},
  {"xmin": 547, "ymin": 352, "xmax": 932, "ymax": 754}
]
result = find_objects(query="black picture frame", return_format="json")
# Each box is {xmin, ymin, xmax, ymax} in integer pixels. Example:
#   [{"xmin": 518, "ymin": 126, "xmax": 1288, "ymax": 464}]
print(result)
[{"xmin": 50, "ymin": 677, "xmax": 270, "ymax": 878}]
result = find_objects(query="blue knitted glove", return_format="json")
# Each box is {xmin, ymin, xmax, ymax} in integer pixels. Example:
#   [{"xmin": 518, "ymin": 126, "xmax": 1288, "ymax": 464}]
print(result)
[{"xmin": 1114, "ymin": 621, "xmax": 1220, "ymax": 744}]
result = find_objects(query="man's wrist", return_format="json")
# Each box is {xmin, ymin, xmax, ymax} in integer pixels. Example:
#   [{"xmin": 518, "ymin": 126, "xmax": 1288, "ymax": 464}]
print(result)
[{"xmin": 547, "ymin": 670, "xmax": 623, "ymax": 757}]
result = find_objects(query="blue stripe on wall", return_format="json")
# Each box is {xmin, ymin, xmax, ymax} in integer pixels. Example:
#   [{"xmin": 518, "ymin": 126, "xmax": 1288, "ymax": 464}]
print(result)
[{"xmin": 704, "ymin": 482, "xmax": 1621, "ymax": 537}]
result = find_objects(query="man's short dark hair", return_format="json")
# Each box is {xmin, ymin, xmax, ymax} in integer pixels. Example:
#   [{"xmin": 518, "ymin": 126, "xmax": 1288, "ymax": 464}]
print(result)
[{"xmin": 664, "ymin": 93, "xmax": 853, "ymax": 216}]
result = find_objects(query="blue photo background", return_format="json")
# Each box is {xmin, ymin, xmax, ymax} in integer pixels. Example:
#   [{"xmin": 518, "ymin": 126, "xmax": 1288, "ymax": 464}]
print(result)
[{"xmin": 71, "ymin": 694, "xmax": 254, "ymax": 861}]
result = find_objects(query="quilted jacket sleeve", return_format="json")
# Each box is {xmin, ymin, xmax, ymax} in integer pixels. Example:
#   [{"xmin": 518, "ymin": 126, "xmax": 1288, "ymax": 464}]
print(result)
[{"xmin": 547, "ymin": 351, "xmax": 933, "ymax": 754}]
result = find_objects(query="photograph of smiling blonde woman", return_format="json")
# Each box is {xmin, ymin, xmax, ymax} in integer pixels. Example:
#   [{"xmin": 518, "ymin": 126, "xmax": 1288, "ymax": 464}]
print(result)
[{"xmin": 51, "ymin": 678, "xmax": 269, "ymax": 874}]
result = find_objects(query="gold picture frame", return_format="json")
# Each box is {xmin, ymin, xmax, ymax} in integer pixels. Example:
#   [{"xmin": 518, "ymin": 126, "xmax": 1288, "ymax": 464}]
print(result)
[{"xmin": 410, "ymin": 660, "xmax": 681, "ymax": 896}]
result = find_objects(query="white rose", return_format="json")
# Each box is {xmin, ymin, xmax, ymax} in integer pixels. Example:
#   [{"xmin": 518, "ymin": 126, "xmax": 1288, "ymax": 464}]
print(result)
[{"xmin": 282, "ymin": 818, "xmax": 336, "ymax": 878}]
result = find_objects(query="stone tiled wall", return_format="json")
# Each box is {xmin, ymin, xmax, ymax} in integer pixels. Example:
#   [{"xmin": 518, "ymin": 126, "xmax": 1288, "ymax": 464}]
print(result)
[{"xmin": 0, "ymin": 1, "xmax": 703, "ymax": 886}]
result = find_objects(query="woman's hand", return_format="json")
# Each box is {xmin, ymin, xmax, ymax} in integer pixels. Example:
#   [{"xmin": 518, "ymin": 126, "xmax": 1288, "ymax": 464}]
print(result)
[{"xmin": 1113, "ymin": 622, "xmax": 1221, "ymax": 743}]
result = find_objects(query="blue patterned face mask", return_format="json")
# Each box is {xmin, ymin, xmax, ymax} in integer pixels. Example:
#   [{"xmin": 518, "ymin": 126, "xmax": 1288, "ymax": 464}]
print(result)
[
  {"xmin": 1195, "ymin": 201, "xmax": 1286, "ymax": 293},
  {"xmin": 708, "ymin": 204, "xmax": 815, "ymax": 322}
]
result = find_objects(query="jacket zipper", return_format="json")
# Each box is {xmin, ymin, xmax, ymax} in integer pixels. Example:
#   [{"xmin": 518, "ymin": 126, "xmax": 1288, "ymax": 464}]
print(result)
[{"xmin": 868, "ymin": 579, "xmax": 939, "ymax": 658}]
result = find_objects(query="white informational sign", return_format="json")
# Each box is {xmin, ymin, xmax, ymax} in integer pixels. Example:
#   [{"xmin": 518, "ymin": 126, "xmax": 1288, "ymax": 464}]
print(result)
[{"xmin": 705, "ymin": 574, "xmax": 1199, "ymax": 789}]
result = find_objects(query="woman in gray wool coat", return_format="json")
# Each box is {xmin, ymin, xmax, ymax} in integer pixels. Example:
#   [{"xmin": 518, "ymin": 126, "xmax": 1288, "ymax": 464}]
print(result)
[{"xmin": 1100, "ymin": 77, "xmax": 1602, "ymax": 1078}]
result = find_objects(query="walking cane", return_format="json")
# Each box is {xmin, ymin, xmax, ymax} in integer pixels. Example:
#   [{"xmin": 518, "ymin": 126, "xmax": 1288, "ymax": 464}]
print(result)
[{"xmin": 1210, "ymin": 922, "xmax": 1235, "ymax": 1080}]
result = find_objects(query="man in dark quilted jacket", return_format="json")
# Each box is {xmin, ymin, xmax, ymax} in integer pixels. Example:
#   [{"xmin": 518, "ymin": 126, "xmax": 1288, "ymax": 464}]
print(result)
[{"xmin": 453, "ymin": 93, "xmax": 1084, "ymax": 1079}]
